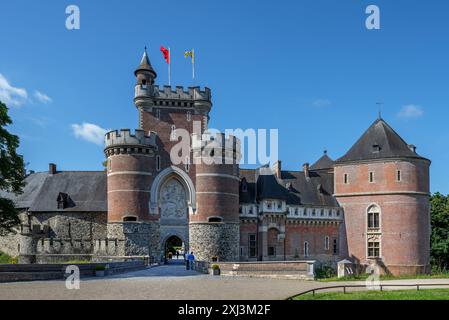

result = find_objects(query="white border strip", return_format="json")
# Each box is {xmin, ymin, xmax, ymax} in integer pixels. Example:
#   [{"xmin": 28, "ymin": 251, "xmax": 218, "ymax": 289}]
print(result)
[
  {"xmin": 196, "ymin": 191, "xmax": 239, "ymax": 197},
  {"xmin": 108, "ymin": 171, "xmax": 153, "ymax": 177},
  {"xmin": 196, "ymin": 173, "xmax": 240, "ymax": 181}
]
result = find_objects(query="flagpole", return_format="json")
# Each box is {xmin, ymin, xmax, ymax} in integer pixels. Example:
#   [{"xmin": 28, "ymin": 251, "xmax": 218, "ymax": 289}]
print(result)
[
  {"xmin": 192, "ymin": 49, "xmax": 195, "ymax": 80},
  {"xmin": 168, "ymin": 47, "xmax": 171, "ymax": 86}
]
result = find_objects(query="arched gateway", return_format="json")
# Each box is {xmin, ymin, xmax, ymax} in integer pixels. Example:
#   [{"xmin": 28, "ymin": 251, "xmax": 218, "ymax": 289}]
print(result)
[{"xmin": 150, "ymin": 166, "xmax": 195, "ymax": 262}]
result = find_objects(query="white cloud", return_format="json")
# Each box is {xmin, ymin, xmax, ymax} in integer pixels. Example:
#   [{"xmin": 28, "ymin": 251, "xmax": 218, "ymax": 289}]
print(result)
[
  {"xmin": 71, "ymin": 123, "xmax": 108, "ymax": 146},
  {"xmin": 312, "ymin": 99, "xmax": 332, "ymax": 108},
  {"xmin": 34, "ymin": 90, "xmax": 52, "ymax": 104},
  {"xmin": 398, "ymin": 104, "xmax": 424, "ymax": 119},
  {"xmin": 0, "ymin": 73, "xmax": 28, "ymax": 107}
]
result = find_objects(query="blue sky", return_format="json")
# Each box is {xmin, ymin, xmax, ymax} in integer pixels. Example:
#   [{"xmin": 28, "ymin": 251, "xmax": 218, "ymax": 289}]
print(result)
[{"xmin": 0, "ymin": 0, "xmax": 448, "ymax": 193}]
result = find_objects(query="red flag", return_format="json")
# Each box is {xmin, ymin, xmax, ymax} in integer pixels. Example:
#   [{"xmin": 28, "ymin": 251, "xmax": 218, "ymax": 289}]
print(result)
[{"xmin": 160, "ymin": 46, "xmax": 170, "ymax": 64}]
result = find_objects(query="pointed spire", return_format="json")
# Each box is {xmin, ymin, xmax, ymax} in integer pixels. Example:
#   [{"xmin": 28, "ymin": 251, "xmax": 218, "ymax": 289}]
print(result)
[{"xmin": 134, "ymin": 47, "xmax": 157, "ymax": 78}]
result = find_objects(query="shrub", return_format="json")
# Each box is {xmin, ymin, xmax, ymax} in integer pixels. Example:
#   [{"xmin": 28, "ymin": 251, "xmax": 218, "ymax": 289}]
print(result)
[
  {"xmin": 0, "ymin": 251, "xmax": 17, "ymax": 264},
  {"xmin": 211, "ymin": 264, "xmax": 220, "ymax": 270},
  {"xmin": 315, "ymin": 265, "xmax": 337, "ymax": 279},
  {"xmin": 94, "ymin": 265, "xmax": 106, "ymax": 271}
]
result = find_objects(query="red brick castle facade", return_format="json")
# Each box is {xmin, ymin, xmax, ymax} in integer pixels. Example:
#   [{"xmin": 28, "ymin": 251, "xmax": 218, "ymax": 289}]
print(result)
[{"xmin": 0, "ymin": 50, "xmax": 431, "ymax": 275}]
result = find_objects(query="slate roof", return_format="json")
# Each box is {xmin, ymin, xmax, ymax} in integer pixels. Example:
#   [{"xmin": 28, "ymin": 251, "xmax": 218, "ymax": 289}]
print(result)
[
  {"xmin": 239, "ymin": 166, "xmax": 338, "ymax": 207},
  {"xmin": 310, "ymin": 152, "xmax": 334, "ymax": 171},
  {"xmin": 135, "ymin": 48, "xmax": 157, "ymax": 77},
  {"xmin": 336, "ymin": 118, "xmax": 428, "ymax": 163},
  {"xmin": 1, "ymin": 171, "xmax": 107, "ymax": 212}
]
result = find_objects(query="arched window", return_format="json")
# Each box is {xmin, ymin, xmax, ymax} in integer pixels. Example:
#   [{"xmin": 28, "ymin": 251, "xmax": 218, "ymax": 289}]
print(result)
[
  {"xmin": 367, "ymin": 205, "xmax": 380, "ymax": 229},
  {"xmin": 170, "ymin": 125, "xmax": 176, "ymax": 141}
]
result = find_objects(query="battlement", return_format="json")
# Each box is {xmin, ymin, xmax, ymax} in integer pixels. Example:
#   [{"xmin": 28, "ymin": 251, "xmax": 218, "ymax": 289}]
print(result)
[
  {"xmin": 134, "ymin": 84, "xmax": 211, "ymax": 102},
  {"xmin": 192, "ymin": 132, "xmax": 241, "ymax": 157},
  {"xmin": 104, "ymin": 129, "xmax": 157, "ymax": 148}
]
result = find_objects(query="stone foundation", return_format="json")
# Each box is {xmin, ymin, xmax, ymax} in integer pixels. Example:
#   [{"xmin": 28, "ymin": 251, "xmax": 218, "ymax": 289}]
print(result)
[
  {"xmin": 189, "ymin": 222, "xmax": 239, "ymax": 262},
  {"xmin": 105, "ymin": 221, "xmax": 160, "ymax": 258}
]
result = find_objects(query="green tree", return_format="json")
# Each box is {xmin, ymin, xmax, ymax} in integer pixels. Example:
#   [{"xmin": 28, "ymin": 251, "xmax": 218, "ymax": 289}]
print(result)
[
  {"xmin": 430, "ymin": 192, "xmax": 449, "ymax": 270},
  {"xmin": 0, "ymin": 100, "xmax": 25, "ymax": 236}
]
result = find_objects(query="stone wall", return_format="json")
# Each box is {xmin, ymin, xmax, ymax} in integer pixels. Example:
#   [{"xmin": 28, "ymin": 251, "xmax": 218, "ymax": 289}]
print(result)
[
  {"xmin": 0, "ymin": 229, "xmax": 21, "ymax": 258},
  {"xmin": 189, "ymin": 222, "xmax": 239, "ymax": 262},
  {"xmin": 105, "ymin": 221, "xmax": 160, "ymax": 259}
]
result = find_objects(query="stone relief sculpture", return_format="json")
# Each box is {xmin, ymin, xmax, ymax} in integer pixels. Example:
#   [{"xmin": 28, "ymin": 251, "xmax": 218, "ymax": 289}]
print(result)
[{"xmin": 159, "ymin": 179, "xmax": 187, "ymax": 219}]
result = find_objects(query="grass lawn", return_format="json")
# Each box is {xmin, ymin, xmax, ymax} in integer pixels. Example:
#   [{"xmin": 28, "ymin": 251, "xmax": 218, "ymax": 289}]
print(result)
[
  {"xmin": 293, "ymin": 288, "xmax": 449, "ymax": 300},
  {"xmin": 319, "ymin": 273, "xmax": 449, "ymax": 282}
]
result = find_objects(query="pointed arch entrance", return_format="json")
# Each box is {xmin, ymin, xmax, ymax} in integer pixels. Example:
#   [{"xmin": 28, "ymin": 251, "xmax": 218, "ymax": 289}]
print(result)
[{"xmin": 151, "ymin": 166, "xmax": 196, "ymax": 262}]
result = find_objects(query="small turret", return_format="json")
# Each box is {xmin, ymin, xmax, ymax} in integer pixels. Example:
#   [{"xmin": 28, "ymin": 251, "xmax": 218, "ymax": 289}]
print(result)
[{"xmin": 135, "ymin": 47, "xmax": 157, "ymax": 86}]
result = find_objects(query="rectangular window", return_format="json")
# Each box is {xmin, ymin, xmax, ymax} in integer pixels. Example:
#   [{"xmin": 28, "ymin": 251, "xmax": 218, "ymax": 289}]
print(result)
[
  {"xmin": 368, "ymin": 212, "xmax": 380, "ymax": 229},
  {"xmin": 369, "ymin": 172, "xmax": 374, "ymax": 183},
  {"xmin": 268, "ymin": 246, "xmax": 276, "ymax": 256},
  {"xmin": 304, "ymin": 242, "xmax": 309, "ymax": 257},
  {"xmin": 187, "ymin": 111, "xmax": 192, "ymax": 122},
  {"xmin": 368, "ymin": 241, "xmax": 380, "ymax": 258},
  {"xmin": 397, "ymin": 170, "xmax": 401, "ymax": 182},
  {"xmin": 333, "ymin": 239, "xmax": 338, "ymax": 255},
  {"xmin": 156, "ymin": 109, "xmax": 161, "ymax": 120},
  {"xmin": 325, "ymin": 236, "xmax": 330, "ymax": 250},
  {"xmin": 344, "ymin": 174, "xmax": 348, "ymax": 184},
  {"xmin": 249, "ymin": 234, "xmax": 257, "ymax": 258},
  {"xmin": 240, "ymin": 247, "xmax": 244, "ymax": 257}
]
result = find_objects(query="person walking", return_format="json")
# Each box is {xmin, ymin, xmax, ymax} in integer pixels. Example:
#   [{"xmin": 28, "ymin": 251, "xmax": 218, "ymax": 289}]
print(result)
[{"xmin": 188, "ymin": 252, "xmax": 195, "ymax": 271}]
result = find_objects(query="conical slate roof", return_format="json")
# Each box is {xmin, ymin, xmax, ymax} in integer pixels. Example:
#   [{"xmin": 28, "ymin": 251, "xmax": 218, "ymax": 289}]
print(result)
[
  {"xmin": 134, "ymin": 48, "xmax": 157, "ymax": 77},
  {"xmin": 336, "ymin": 118, "xmax": 428, "ymax": 163},
  {"xmin": 310, "ymin": 152, "xmax": 334, "ymax": 170}
]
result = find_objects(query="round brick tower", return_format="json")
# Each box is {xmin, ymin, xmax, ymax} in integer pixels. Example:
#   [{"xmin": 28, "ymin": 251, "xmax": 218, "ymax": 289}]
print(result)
[
  {"xmin": 189, "ymin": 132, "xmax": 242, "ymax": 262},
  {"xmin": 104, "ymin": 129, "xmax": 160, "ymax": 257},
  {"xmin": 334, "ymin": 118, "xmax": 431, "ymax": 275}
]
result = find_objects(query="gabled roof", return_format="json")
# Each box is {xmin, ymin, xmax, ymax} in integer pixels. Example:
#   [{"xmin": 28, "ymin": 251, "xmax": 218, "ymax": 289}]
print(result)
[
  {"xmin": 310, "ymin": 152, "xmax": 334, "ymax": 170},
  {"xmin": 336, "ymin": 118, "xmax": 428, "ymax": 163},
  {"xmin": 1, "ymin": 171, "xmax": 107, "ymax": 212}
]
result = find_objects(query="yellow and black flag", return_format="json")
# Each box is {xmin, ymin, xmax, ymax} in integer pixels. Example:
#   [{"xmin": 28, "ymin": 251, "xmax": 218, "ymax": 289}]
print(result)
[{"xmin": 184, "ymin": 49, "xmax": 195, "ymax": 79}]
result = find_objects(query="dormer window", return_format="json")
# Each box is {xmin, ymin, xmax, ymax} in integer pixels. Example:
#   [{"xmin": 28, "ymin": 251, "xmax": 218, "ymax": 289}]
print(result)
[
  {"xmin": 57, "ymin": 192, "xmax": 69, "ymax": 210},
  {"xmin": 141, "ymin": 79, "xmax": 147, "ymax": 89},
  {"xmin": 372, "ymin": 144, "xmax": 381, "ymax": 153}
]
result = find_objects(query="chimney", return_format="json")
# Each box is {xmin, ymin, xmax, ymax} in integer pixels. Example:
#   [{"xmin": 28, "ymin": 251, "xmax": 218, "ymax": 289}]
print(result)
[
  {"xmin": 303, "ymin": 163, "xmax": 310, "ymax": 179},
  {"xmin": 273, "ymin": 160, "xmax": 282, "ymax": 179},
  {"xmin": 49, "ymin": 163, "xmax": 57, "ymax": 175}
]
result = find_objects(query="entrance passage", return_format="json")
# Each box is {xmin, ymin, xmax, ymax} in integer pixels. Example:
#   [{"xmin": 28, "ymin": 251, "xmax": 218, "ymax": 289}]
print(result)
[{"xmin": 164, "ymin": 236, "xmax": 184, "ymax": 265}]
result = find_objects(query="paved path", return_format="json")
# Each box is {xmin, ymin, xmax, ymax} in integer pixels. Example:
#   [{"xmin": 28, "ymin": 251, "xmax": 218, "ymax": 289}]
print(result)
[{"xmin": 1, "ymin": 265, "xmax": 449, "ymax": 300}]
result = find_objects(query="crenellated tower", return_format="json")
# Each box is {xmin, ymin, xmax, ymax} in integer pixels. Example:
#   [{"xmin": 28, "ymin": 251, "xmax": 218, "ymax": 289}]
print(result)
[
  {"xmin": 104, "ymin": 129, "xmax": 160, "ymax": 257},
  {"xmin": 133, "ymin": 48, "xmax": 212, "ymax": 186},
  {"xmin": 190, "ymin": 132, "xmax": 242, "ymax": 262}
]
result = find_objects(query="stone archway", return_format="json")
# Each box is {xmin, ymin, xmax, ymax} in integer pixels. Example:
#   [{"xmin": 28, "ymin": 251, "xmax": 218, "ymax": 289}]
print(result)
[
  {"xmin": 164, "ymin": 235, "xmax": 184, "ymax": 264},
  {"xmin": 153, "ymin": 169, "xmax": 193, "ymax": 262}
]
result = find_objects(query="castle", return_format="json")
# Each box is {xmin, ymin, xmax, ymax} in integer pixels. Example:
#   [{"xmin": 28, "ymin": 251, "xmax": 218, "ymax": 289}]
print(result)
[{"xmin": 0, "ymin": 50, "xmax": 431, "ymax": 275}]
